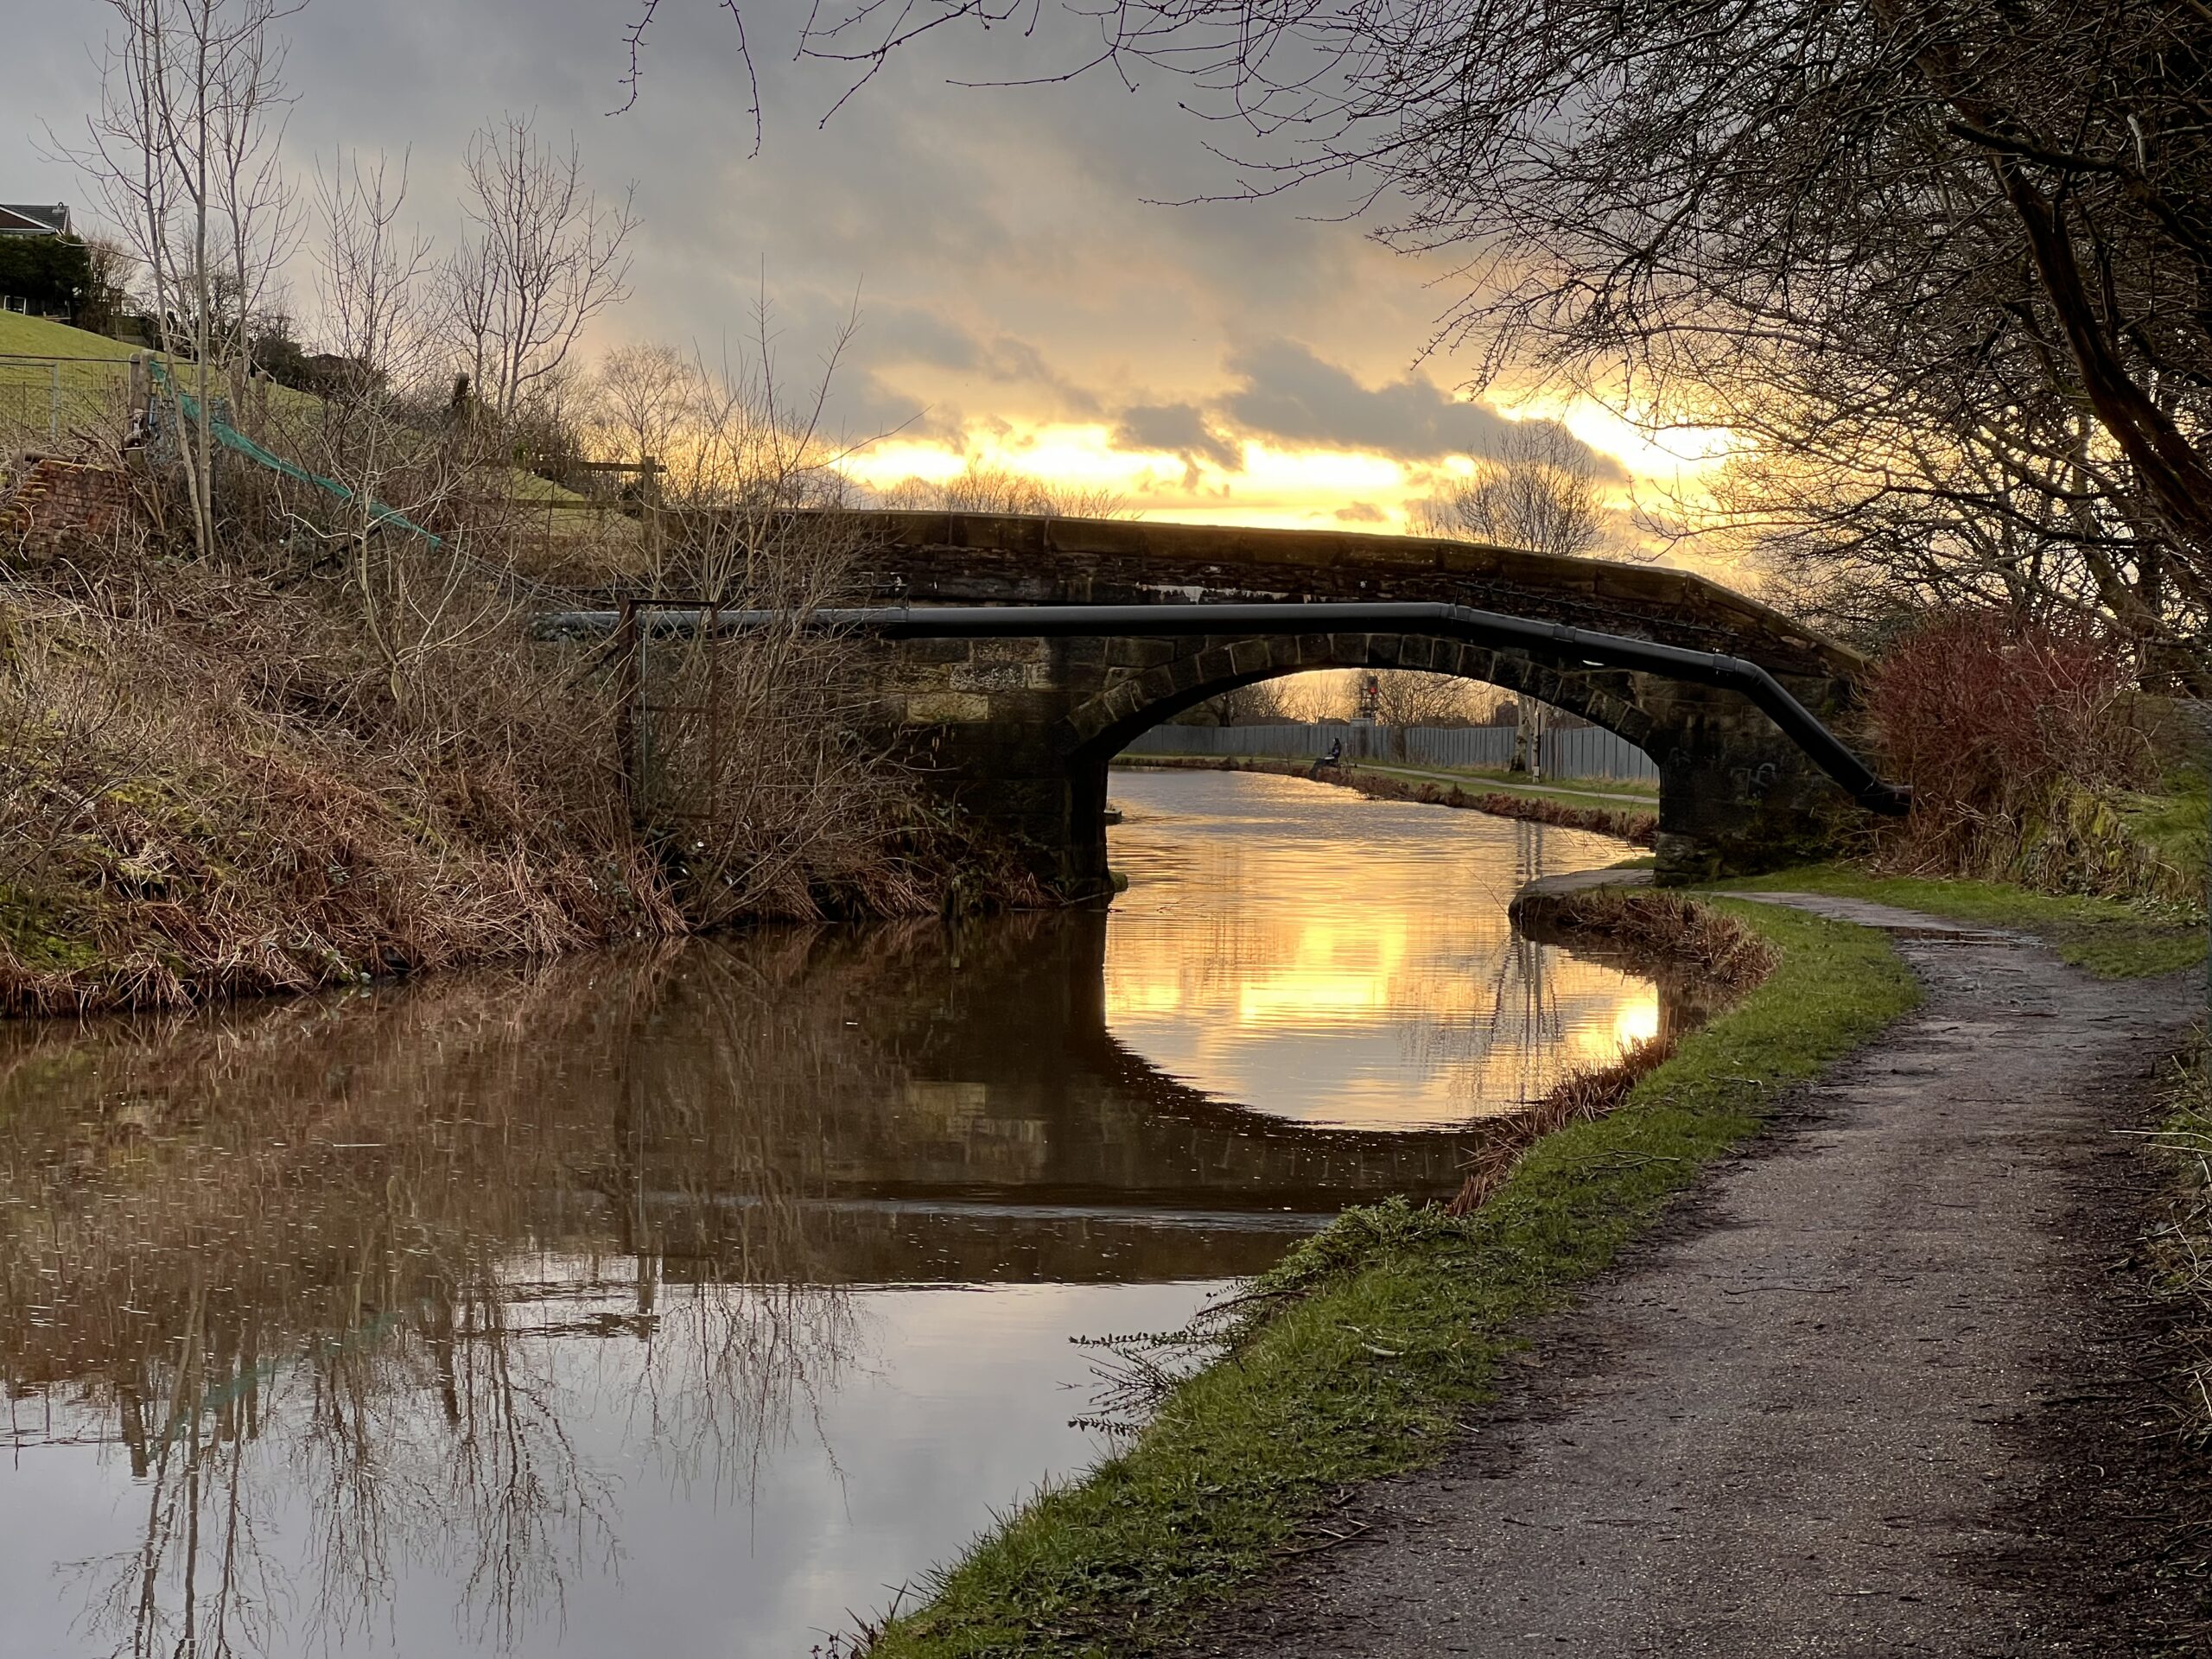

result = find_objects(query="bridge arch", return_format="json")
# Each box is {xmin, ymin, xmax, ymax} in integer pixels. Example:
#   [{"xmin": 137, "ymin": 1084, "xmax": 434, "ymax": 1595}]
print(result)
[{"xmin": 1056, "ymin": 628, "xmax": 1659, "ymax": 763}]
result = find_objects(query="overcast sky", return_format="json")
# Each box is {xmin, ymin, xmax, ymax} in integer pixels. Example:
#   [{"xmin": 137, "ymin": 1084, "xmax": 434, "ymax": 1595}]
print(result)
[{"xmin": 4, "ymin": 0, "xmax": 1721, "ymax": 532}]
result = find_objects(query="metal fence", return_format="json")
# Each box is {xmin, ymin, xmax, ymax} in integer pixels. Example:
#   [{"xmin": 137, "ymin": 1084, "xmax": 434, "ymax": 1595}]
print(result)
[
  {"xmin": 1122, "ymin": 720, "xmax": 1660, "ymax": 784},
  {"xmin": 0, "ymin": 354, "xmax": 141, "ymax": 445}
]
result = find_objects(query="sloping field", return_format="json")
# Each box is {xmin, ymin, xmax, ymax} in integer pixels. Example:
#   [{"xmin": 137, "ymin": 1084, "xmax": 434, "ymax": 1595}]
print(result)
[{"xmin": 0, "ymin": 314, "xmax": 139, "ymax": 444}]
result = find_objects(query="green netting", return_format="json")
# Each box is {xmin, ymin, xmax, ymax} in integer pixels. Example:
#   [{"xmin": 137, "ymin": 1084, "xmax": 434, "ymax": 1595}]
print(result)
[{"xmin": 150, "ymin": 359, "xmax": 444, "ymax": 547}]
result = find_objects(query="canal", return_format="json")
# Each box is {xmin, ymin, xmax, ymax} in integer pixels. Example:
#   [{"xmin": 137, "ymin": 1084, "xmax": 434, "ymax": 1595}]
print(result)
[{"xmin": 0, "ymin": 768, "xmax": 1659, "ymax": 1657}]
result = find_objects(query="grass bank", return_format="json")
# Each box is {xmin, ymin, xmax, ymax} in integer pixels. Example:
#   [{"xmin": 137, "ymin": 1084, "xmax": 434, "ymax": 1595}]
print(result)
[
  {"xmin": 0, "ymin": 535, "xmax": 1005, "ymax": 1014},
  {"xmin": 1718, "ymin": 863, "xmax": 2206, "ymax": 979},
  {"xmin": 861, "ymin": 893, "xmax": 1916, "ymax": 1656},
  {"xmin": 1116, "ymin": 753, "xmax": 1659, "ymax": 844}
]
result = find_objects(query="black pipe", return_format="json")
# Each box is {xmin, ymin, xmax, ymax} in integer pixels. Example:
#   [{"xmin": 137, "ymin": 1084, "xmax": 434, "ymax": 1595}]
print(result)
[{"xmin": 534, "ymin": 600, "xmax": 1911, "ymax": 816}]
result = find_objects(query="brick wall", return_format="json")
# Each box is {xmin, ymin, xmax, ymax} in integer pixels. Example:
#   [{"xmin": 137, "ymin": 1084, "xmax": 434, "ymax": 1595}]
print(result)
[{"xmin": 0, "ymin": 458, "xmax": 137, "ymax": 558}]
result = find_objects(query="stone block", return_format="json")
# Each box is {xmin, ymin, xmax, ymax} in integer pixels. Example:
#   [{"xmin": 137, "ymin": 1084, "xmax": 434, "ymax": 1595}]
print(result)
[
  {"xmin": 950, "ymin": 662, "xmax": 1029, "ymax": 692},
  {"xmin": 894, "ymin": 638, "xmax": 974, "ymax": 664},
  {"xmin": 1139, "ymin": 664, "xmax": 1181, "ymax": 702},
  {"xmin": 972, "ymin": 637, "xmax": 1048, "ymax": 664},
  {"xmin": 904, "ymin": 692, "xmax": 991, "ymax": 723},
  {"xmin": 1327, "ymin": 633, "xmax": 1371, "ymax": 664}
]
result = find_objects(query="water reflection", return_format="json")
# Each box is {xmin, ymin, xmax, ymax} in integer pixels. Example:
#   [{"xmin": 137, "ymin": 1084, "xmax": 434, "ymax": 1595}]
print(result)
[
  {"xmin": 0, "ymin": 772, "xmax": 1665, "ymax": 1657},
  {"xmin": 1106, "ymin": 769, "xmax": 1662, "ymax": 1126}
]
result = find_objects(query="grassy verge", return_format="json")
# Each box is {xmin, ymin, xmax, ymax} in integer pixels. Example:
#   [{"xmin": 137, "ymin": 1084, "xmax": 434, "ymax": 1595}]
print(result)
[
  {"xmin": 864, "ymin": 897, "xmax": 1917, "ymax": 1656},
  {"xmin": 2153, "ymin": 1037, "xmax": 2212, "ymax": 1453},
  {"xmin": 1114, "ymin": 753, "xmax": 1653, "ymax": 810},
  {"xmin": 1718, "ymin": 863, "xmax": 2206, "ymax": 979},
  {"xmin": 1115, "ymin": 754, "xmax": 1658, "ymax": 843},
  {"xmin": 1354, "ymin": 759, "xmax": 1657, "ymax": 804}
]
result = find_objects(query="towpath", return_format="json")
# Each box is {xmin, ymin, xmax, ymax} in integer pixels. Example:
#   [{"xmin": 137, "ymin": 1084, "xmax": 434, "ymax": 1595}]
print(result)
[{"xmin": 1179, "ymin": 895, "xmax": 2204, "ymax": 1656}]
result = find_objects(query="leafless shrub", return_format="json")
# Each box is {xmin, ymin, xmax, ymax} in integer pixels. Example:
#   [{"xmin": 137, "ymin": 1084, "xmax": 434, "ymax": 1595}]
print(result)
[{"xmin": 613, "ymin": 311, "xmax": 949, "ymax": 925}]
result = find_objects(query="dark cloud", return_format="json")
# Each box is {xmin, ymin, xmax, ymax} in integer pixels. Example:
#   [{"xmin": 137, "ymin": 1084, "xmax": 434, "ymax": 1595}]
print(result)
[
  {"xmin": 1219, "ymin": 339, "xmax": 1627, "ymax": 478},
  {"xmin": 1110, "ymin": 402, "xmax": 1243, "ymax": 474},
  {"xmin": 1220, "ymin": 339, "xmax": 1513, "ymax": 462},
  {"xmin": 0, "ymin": 2, "xmax": 1630, "ymax": 502},
  {"xmin": 1333, "ymin": 501, "xmax": 1386, "ymax": 523}
]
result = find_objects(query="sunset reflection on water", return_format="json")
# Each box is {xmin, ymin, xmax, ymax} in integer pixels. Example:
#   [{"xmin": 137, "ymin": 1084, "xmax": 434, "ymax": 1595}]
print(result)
[{"xmin": 1104, "ymin": 767, "xmax": 1658, "ymax": 1128}]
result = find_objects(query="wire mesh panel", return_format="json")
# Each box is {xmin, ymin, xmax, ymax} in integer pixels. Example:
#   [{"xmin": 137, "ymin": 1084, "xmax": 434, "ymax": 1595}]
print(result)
[{"xmin": 0, "ymin": 354, "xmax": 138, "ymax": 446}]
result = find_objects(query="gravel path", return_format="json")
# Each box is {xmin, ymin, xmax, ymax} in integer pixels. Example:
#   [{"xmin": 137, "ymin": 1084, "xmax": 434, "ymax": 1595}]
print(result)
[{"xmin": 1179, "ymin": 895, "xmax": 2204, "ymax": 1657}]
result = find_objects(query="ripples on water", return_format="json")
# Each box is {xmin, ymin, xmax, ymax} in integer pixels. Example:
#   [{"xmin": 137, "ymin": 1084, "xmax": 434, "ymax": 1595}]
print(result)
[{"xmin": 0, "ymin": 767, "xmax": 1662, "ymax": 1657}]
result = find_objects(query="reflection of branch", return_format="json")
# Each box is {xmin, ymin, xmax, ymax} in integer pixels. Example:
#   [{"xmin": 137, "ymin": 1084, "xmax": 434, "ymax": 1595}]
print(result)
[{"xmin": 3, "ymin": 934, "xmax": 899, "ymax": 1656}]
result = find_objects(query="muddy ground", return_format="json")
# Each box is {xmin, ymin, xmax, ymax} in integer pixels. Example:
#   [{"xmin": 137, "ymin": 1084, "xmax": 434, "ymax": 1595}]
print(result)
[{"xmin": 1175, "ymin": 897, "xmax": 2209, "ymax": 1657}]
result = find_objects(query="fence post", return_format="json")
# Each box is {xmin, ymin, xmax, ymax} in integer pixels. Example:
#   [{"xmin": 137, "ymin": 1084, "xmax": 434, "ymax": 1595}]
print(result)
[
  {"xmin": 614, "ymin": 597, "xmax": 643, "ymax": 823},
  {"xmin": 48, "ymin": 360, "xmax": 60, "ymax": 444}
]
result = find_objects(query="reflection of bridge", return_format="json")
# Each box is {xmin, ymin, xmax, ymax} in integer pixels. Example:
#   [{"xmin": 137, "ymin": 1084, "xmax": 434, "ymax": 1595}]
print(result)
[
  {"xmin": 590, "ymin": 513, "xmax": 1896, "ymax": 893},
  {"xmin": 596, "ymin": 911, "xmax": 1694, "ymax": 1284}
]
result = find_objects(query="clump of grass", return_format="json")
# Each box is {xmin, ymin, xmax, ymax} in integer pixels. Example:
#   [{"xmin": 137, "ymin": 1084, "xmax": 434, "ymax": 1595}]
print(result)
[
  {"xmin": 2152, "ymin": 1038, "xmax": 2212, "ymax": 1447},
  {"xmin": 860, "ymin": 897, "xmax": 1916, "ymax": 1657},
  {"xmin": 1525, "ymin": 886, "xmax": 1779, "ymax": 991},
  {"xmin": 1719, "ymin": 863, "xmax": 2206, "ymax": 979}
]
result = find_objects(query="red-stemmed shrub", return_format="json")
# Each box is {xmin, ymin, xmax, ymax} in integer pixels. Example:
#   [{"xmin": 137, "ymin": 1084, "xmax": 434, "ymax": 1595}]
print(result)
[{"xmin": 1866, "ymin": 610, "xmax": 2164, "ymax": 893}]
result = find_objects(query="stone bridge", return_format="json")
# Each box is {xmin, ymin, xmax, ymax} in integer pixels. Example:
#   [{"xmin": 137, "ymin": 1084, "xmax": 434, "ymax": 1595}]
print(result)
[{"xmin": 817, "ymin": 512, "xmax": 1873, "ymax": 893}]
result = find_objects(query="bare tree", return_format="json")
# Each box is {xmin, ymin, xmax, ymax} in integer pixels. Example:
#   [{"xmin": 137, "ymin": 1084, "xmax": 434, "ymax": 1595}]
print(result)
[
  {"xmin": 877, "ymin": 461, "xmax": 1128, "ymax": 519},
  {"xmin": 266, "ymin": 149, "xmax": 512, "ymax": 716},
  {"xmin": 1307, "ymin": 669, "xmax": 1468, "ymax": 726},
  {"xmin": 61, "ymin": 0, "xmax": 302, "ymax": 556},
  {"xmin": 1187, "ymin": 678, "xmax": 1289, "ymax": 725},
  {"xmin": 591, "ymin": 341, "xmax": 694, "ymax": 474},
  {"xmin": 1368, "ymin": 671, "xmax": 1469, "ymax": 728},
  {"xmin": 1412, "ymin": 422, "xmax": 1611, "ymax": 561},
  {"xmin": 441, "ymin": 113, "xmax": 637, "ymax": 426}
]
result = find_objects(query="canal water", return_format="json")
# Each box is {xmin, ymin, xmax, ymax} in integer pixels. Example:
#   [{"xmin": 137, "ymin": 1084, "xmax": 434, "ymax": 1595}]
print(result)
[{"xmin": 0, "ymin": 768, "xmax": 1656, "ymax": 1658}]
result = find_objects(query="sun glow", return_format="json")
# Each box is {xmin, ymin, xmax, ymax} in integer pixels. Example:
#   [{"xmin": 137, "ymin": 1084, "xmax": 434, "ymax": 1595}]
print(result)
[{"xmin": 840, "ymin": 396, "xmax": 1745, "ymax": 540}]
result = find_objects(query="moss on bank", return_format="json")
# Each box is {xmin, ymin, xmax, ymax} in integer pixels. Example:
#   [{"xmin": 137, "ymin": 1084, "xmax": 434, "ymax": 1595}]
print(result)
[
  {"xmin": 1719, "ymin": 864, "xmax": 2206, "ymax": 979},
  {"xmin": 862, "ymin": 897, "xmax": 1917, "ymax": 1656}
]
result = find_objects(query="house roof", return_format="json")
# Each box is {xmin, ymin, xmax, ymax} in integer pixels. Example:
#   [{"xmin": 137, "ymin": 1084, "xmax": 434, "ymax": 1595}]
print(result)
[{"xmin": 0, "ymin": 204, "xmax": 72, "ymax": 236}]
